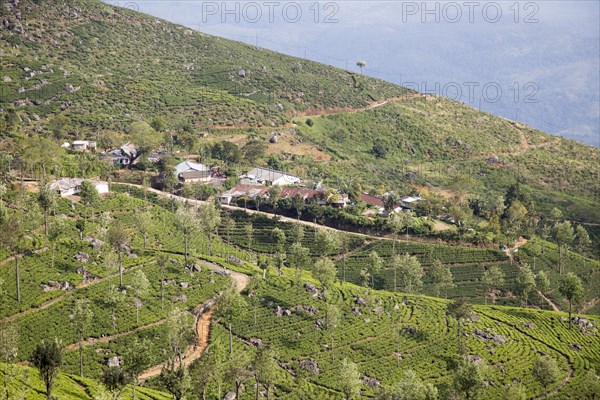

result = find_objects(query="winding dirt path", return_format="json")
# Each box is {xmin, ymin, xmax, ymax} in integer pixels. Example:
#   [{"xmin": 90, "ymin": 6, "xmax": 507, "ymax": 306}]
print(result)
[
  {"xmin": 537, "ymin": 291, "xmax": 561, "ymax": 313},
  {"xmin": 534, "ymin": 363, "xmax": 574, "ymax": 400},
  {"xmin": 138, "ymin": 262, "xmax": 249, "ymax": 381},
  {"xmin": 503, "ymin": 237, "xmax": 528, "ymax": 261},
  {"xmin": 288, "ymin": 93, "xmax": 422, "ymax": 119}
]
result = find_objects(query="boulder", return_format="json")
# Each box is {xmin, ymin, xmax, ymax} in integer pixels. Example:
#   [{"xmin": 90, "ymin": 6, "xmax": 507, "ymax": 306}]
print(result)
[
  {"xmin": 274, "ymin": 306, "xmax": 284, "ymax": 317},
  {"xmin": 467, "ymin": 354, "xmax": 483, "ymax": 364},
  {"xmin": 176, "ymin": 294, "xmax": 187, "ymax": 303},
  {"xmin": 351, "ymin": 307, "xmax": 361, "ymax": 316},
  {"xmin": 403, "ymin": 326, "xmax": 418, "ymax": 335},
  {"xmin": 362, "ymin": 376, "xmax": 380, "ymax": 388},
  {"xmin": 227, "ymin": 255, "xmax": 243, "ymax": 266},
  {"xmin": 299, "ymin": 358, "xmax": 320, "ymax": 375},
  {"xmin": 249, "ymin": 337, "xmax": 262, "ymax": 347},
  {"xmin": 355, "ymin": 297, "xmax": 368, "ymax": 306},
  {"xmin": 73, "ymin": 252, "xmax": 89, "ymax": 263},
  {"xmin": 107, "ymin": 356, "xmax": 120, "ymax": 368},
  {"xmin": 295, "ymin": 305, "xmax": 319, "ymax": 315}
]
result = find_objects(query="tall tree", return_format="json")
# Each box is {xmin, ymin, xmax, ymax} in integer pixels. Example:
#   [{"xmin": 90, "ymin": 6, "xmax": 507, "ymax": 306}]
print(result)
[
  {"xmin": 397, "ymin": 253, "xmax": 423, "ymax": 294},
  {"xmin": 38, "ymin": 184, "xmax": 57, "ymax": 236},
  {"xmin": 482, "ymin": 265, "xmax": 505, "ymax": 304},
  {"xmin": 558, "ymin": 273, "xmax": 584, "ymax": 329},
  {"xmin": 31, "ymin": 339, "xmax": 63, "ymax": 400},
  {"xmin": 225, "ymin": 348, "xmax": 252, "ymax": 399},
  {"xmin": 159, "ymin": 364, "xmax": 190, "ymax": 400},
  {"xmin": 174, "ymin": 207, "xmax": 199, "ymax": 266},
  {"xmin": 312, "ymin": 257, "xmax": 337, "ymax": 300},
  {"xmin": 246, "ymin": 275, "xmax": 263, "ymax": 326},
  {"xmin": 253, "ymin": 345, "xmax": 278, "ymax": 400},
  {"xmin": 367, "ymin": 250, "xmax": 383, "ymax": 290},
  {"xmin": 289, "ymin": 223, "xmax": 304, "ymax": 245},
  {"xmin": 314, "ymin": 229, "xmax": 339, "ymax": 258},
  {"xmin": 123, "ymin": 338, "xmax": 153, "ymax": 400},
  {"xmin": 70, "ymin": 298, "xmax": 94, "ymax": 377},
  {"xmin": 452, "ymin": 358, "xmax": 483, "ymax": 400},
  {"xmin": 532, "ymin": 355, "xmax": 560, "ymax": 397},
  {"xmin": 430, "ymin": 259, "xmax": 455, "ymax": 299},
  {"xmin": 197, "ymin": 202, "xmax": 221, "ymax": 257},
  {"xmin": 47, "ymin": 216, "xmax": 66, "ymax": 269},
  {"xmin": 356, "ymin": 60, "xmax": 366, "ymax": 74},
  {"xmin": 0, "ymin": 216, "xmax": 30, "ymax": 303},
  {"xmin": 394, "ymin": 369, "xmax": 439, "ymax": 400},
  {"xmin": 167, "ymin": 308, "xmax": 193, "ymax": 366},
  {"xmin": 536, "ymin": 270, "xmax": 550, "ymax": 295},
  {"xmin": 79, "ymin": 180, "xmax": 101, "ymax": 221},
  {"xmin": 270, "ymin": 227, "xmax": 286, "ymax": 255},
  {"xmin": 157, "ymin": 255, "xmax": 170, "ymax": 309},
  {"xmin": 106, "ymin": 284, "xmax": 125, "ymax": 331},
  {"xmin": 325, "ymin": 303, "xmax": 340, "ymax": 364},
  {"xmin": 446, "ymin": 298, "xmax": 473, "ymax": 355},
  {"xmin": 516, "ymin": 264, "xmax": 536, "ymax": 307},
  {"xmin": 243, "ymin": 222, "xmax": 254, "ymax": 252},
  {"xmin": 339, "ymin": 358, "xmax": 361, "ymax": 400},
  {"xmin": 130, "ymin": 270, "xmax": 150, "ymax": 324},
  {"xmin": 107, "ymin": 224, "xmax": 129, "ymax": 287},
  {"xmin": 552, "ymin": 221, "xmax": 574, "ymax": 274},
  {"xmin": 0, "ymin": 321, "xmax": 18, "ymax": 400},
  {"xmin": 135, "ymin": 210, "xmax": 152, "ymax": 249},
  {"xmin": 289, "ymin": 242, "xmax": 311, "ymax": 292},
  {"xmin": 216, "ymin": 281, "xmax": 245, "ymax": 356},
  {"xmin": 574, "ymin": 225, "xmax": 591, "ymax": 255},
  {"xmin": 102, "ymin": 365, "xmax": 128, "ymax": 400}
]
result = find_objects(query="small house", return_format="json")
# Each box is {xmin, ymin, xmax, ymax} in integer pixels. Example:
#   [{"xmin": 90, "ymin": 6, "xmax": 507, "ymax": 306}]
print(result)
[
  {"xmin": 220, "ymin": 184, "xmax": 269, "ymax": 205},
  {"xmin": 175, "ymin": 161, "xmax": 211, "ymax": 183},
  {"xmin": 71, "ymin": 140, "xmax": 97, "ymax": 152},
  {"xmin": 241, "ymin": 167, "xmax": 300, "ymax": 186},
  {"xmin": 401, "ymin": 196, "xmax": 422, "ymax": 208},
  {"xmin": 50, "ymin": 178, "xmax": 109, "ymax": 197},
  {"xmin": 360, "ymin": 193, "xmax": 385, "ymax": 211}
]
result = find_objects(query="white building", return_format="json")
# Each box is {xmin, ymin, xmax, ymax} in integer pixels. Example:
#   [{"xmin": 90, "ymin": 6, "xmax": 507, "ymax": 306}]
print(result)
[
  {"xmin": 175, "ymin": 161, "xmax": 211, "ymax": 183},
  {"xmin": 71, "ymin": 140, "xmax": 97, "ymax": 151},
  {"xmin": 49, "ymin": 178, "xmax": 109, "ymax": 197},
  {"xmin": 241, "ymin": 167, "xmax": 300, "ymax": 186}
]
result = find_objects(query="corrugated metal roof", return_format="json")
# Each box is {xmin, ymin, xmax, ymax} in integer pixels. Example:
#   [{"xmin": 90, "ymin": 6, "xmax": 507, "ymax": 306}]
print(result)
[{"xmin": 175, "ymin": 161, "xmax": 210, "ymax": 176}]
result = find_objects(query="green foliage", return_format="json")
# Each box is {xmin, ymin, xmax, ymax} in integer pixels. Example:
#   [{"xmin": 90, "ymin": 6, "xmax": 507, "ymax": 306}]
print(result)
[
  {"xmin": 532, "ymin": 355, "xmax": 560, "ymax": 392},
  {"xmin": 31, "ymin": 339, "xmax": 63, "ymax": 400}
]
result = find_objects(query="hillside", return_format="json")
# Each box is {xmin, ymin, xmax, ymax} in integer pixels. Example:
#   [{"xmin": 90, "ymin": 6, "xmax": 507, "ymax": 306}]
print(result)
[
  {"xmin": 1, "ymin": 0, "xmax": 598, "ymax": 226},
  {"xmin": 0, "ymin": 189, "xmax": 598, "ymax": 399},
  {"xmin": 0, "ymin": 2, "xmax": 599, "ymax": 398},
  {"xmin": 0, "ymin": 0, "xmax": 405, "ymax": 132}
]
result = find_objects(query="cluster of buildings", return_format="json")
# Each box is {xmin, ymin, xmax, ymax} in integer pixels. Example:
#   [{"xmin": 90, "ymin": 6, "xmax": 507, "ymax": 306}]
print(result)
[
  {"xmin": 55, "ymin": 139, "xmax": 421, "ymax": 217},
  {"xmin": 215, "ymin": 166, "xmax": 420, "ymax": 216}
]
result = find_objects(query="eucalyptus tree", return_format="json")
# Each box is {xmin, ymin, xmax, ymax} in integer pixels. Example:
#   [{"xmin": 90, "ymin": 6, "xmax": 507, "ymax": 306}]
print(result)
[
  {"xmin": 559, "ymin": 273, "xmax": 584, "ymax": 329},
  {"xmin": 31, "ymin": 339, "xmax": 63, "ymax": 400},
  {"xmin": 482, "ymin": 265, "xmax": 505, "ymax": 304},
  {"xmin": 197, "ymin": 202, "xmax": 221, "ymax": 257},
  {"xmin": 430, "ymin": 259, "xmax": 454, "ymax": 299},
  {"xmin": 37, "ymin": 184, "xmax": 57, "ymax": 236},
  {"xmin": 174, "ymin": 207, "xmax": 199, "ymax": 266},
  {"xmin": 70, "ymin": 298, "xmax": 94, "ymax": 377},
  {"xmin": 397, "ymin": 253, "xmax": 423, "ymax": 294}
]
